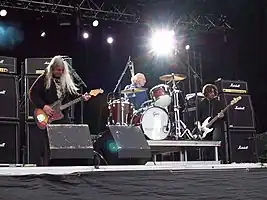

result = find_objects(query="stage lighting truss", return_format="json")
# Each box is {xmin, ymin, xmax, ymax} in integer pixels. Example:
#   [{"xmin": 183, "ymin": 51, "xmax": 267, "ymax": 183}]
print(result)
[
  {"xmin": 0, "ymin": 0, "xmax": 142, "ymax": 23},
  {"xmin": 174, "ymin": 14, "xmax": 233, "ymax": 33},
  {"xmin": 0, "ymin": 0, "xmax": 233, "ymax": 32}
]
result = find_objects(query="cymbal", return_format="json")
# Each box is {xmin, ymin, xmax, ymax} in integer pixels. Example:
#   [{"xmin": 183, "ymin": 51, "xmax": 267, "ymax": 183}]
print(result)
[
  {"xmin": 121, "ymin": 88, "xmax": 147, "ymax": 94},
  {"xmin": 159, "ymin": 74, "xmax": 187, "ymax": 81}
]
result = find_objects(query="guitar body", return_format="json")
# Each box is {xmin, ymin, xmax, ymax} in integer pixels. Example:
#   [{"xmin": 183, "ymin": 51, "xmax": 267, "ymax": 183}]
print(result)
[
  {"xmin": 200, "ymin": 117, "xmax": 214, "ymax": 139},
  {"xmin": 33, "ymin": 88, "xmax": 104, "ymax": 130},
  {"xmin": 34, "ymin": 103, "xmax": 64, "ymax": 130}
]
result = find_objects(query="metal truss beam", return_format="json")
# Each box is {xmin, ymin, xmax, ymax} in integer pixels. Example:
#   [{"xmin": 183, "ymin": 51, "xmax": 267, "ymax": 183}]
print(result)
[
  {"xmin": 0, "ymin": 0, "xmax": 141, "ymax": 23},
  {"xmin": 174, "ymin": 14, "xmax": 233, "ymax": 33},
  {"xmin": 0, "ymin": 0, "xmax": 233, "ymax": 32}
]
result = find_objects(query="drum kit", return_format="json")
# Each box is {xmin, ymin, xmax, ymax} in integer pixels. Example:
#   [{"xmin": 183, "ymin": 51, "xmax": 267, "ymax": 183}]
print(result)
[{"xmin": 107, "ymin": 73, "xmax": 200, "ymax": 141}]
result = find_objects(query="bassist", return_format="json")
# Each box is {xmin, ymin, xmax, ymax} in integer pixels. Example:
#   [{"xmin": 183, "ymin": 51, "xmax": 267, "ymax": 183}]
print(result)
[
  {"xmin": 197, "ymin": 84, "xmax": 226, "ymax": 161},
  {"xmin": 29, "ymin": 55, "xmax": 90, "ymax": 165}
]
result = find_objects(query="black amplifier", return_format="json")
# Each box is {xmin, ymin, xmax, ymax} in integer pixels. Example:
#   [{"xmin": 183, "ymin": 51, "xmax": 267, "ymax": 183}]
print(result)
[
  {"xmin": 215, "ymin": 78, "xmax": 248, "ymax": 94},
  {"xmin": 25, "ymin": 57, "xmax": 72, "ymax": 75},
  {"xmin": 0, "ymin": 56, "xmax": 17, "ymax": 74}
]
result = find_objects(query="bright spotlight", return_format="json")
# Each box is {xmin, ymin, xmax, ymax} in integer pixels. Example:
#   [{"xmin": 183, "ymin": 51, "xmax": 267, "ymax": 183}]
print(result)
[
  {"xmin": 83, "ymin": 32, "xmax": 89, "ymax": 39},
  {"xmin": 41, "ymin": 32, "xmax": 46, "ymax": 37},
  {"xmin": 185, "ymin": 45, "xmax": 190, "ymax": 50},
  {"xmin": 150, "ymin": 29, "xmax": 176, "ymax": 55},
  {"xmin": 0, "ymin": 9, "xmax": 7, "ymax": 17},
  {"xmin": 107, "ymin": 37, "xmax": 113, "ymax": 44},
  {"xmin": 92, "ymin": 20, "xmax": 99, "ymax": 27}
]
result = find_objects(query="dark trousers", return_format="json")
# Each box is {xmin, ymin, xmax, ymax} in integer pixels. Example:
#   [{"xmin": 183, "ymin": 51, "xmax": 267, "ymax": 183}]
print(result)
[
  {"xmin": 203, "ymin": 126, "xmax": 226, "ymax": 162},
  {"xmin": 41, "ymin": 116, "xmax": 71, "ymax": 166}
]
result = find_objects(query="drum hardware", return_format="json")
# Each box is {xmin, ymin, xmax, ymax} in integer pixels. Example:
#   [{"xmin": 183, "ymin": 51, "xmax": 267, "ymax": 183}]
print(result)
[
  {"xmin": 159, "ymin": 73, "xmax": 187, "ymax": 82},
  {"xmin": 167, "ymin": 73, "xmax": 197, "ymax": 140},
  {"xmin": 121, "ymin": 88, "xmax": 147, "ymax": 94}
]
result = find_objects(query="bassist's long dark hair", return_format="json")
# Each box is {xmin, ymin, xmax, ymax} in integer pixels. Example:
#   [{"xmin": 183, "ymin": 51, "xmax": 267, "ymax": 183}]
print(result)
[{"xmin": 202, "ymin": 84, "xmax": 218, "ymax": 98}]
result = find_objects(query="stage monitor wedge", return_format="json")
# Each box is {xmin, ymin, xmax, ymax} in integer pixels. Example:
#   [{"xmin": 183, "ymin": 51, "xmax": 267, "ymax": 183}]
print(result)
[
  {"xmin": 94, "ymin": 125, "xmax": 151, "ymax": 165},
  {"xmin": 47, "ymin": 124, "xmax": 94, "ymax": 160}
]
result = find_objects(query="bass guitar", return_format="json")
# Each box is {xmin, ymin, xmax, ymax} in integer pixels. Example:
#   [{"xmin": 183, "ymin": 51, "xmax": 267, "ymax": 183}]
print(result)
[
  {"xmin": 197, "ymin": 96, "xmax": 242, "ymax": 139},
  {"xmin": 34, "ymin": 88, "xmax": 104, "ymax": 129}
]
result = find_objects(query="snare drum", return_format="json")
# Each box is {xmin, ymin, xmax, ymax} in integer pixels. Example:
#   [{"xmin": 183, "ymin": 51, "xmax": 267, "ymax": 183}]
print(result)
[
  {"xmin": 131, "ymin": 106, "xmax": 170, "ymax": 140},
  {"xmin": 150, "ymin": 84, "xmax": 171, "ymax": 108},
  {"xmin": 108, "ymin": 99, "xmax": 134, "ymax": 125}
]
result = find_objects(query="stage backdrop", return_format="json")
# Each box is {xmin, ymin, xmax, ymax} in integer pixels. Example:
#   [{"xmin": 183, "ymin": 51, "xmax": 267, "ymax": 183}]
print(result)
[{"xmin": 0, "ymin": 169, "xmax": 266, "ymax": 199}]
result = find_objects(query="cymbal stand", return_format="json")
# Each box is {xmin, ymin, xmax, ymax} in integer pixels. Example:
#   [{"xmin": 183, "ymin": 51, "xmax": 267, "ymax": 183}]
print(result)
[{"xmin": 171, "ymin": 74, "xmax": 196, "ymax": 140}]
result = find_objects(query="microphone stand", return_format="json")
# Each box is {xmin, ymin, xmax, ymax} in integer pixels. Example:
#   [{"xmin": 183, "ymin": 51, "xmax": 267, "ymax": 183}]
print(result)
[
  {"xmin": 113, "ymin": 56, "xmax": 131, "ymax": 126},
  {"xmin": 186, "ymin": 58, "xmax": 203, "ymax": 137},
  {"xmin": 64, "ymin": 57, "xmax": 87, "ymax": 124}
]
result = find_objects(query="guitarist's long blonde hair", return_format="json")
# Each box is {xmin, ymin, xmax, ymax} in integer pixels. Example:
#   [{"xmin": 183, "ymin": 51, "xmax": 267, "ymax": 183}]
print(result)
[{"xmin": 45, "ymin": 56, "xmax": 79, "ymax": 95}]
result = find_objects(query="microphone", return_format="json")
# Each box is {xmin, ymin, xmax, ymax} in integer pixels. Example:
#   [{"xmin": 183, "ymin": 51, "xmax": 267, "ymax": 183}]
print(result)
[{"xmin": 128, "ymin": 57, "xmax": 135, "ymax": 78}]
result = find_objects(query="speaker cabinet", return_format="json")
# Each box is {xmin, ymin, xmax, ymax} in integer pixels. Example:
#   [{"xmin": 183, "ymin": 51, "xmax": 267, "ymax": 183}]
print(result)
[
  {"xmin": 25, "ymin": 75, "xmax": 75, "ymax": 120},
  {"xmin": 94, "ymin": 125, "xmax": 151, "ymax": 165},
  {"xmin": 26, "ymin": 123, "xmax": 94, "ymax": 166},
  {"xmin": 25, "ymin": 122, "xmax": 47, "ymax": 165},
  {"xmin": 0, "ymin": 121, "xmax": 20, "ymax": 164},
  {"xmin": 46, "ymin": 124, "xmax": 94, "ymax": 160},
  {"xmin": 219, "ymin": 94, "xmax": 255, "ymax": 129},
  {"xmin": 0, "ymin": 74, "xmax": 19, "ymax": 120},
  {"xmin": 25, "ymin": 57, "xmax": 72, "ymax": 75},
  {"xmin": 0, "ymin": 56, "xmax": 17, "ymax": 74},
  {"xmin": 228, "ymin": 129, "xmax": 258, "ymax": 163}
]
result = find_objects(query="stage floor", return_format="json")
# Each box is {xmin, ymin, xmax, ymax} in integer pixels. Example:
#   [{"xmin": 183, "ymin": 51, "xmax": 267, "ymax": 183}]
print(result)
[
  {"xmin": 0, "ymin": 162, "xmax": 266, "ymax": 199},
  {"xmin": 0, "ymin": 162, "xmax": 266, "ymax": 176}
]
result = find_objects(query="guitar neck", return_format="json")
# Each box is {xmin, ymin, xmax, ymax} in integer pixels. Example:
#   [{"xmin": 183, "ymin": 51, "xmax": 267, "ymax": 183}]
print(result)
[
  {"xmin": 206, "ymin": 104, "xmax": 231, "ymax": 128},
  {"xmin": 60, "ymin": 96, "xmax": 82, "ymax": 110}
]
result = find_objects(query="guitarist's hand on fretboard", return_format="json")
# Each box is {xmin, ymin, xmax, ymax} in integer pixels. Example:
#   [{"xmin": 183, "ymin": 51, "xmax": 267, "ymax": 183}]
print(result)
[
  {"xmin": 82, "ymin": 92, "xmax": 91, "ymax": 101},
  {"xmin": 217, "ymin": 110, "xmax": 224, "ymax": 118}
]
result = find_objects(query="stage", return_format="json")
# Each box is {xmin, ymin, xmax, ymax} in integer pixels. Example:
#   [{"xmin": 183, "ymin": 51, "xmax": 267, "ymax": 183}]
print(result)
[{"xmin": 0, "ymin": 162, "xmax": 266, "ymax": 199}]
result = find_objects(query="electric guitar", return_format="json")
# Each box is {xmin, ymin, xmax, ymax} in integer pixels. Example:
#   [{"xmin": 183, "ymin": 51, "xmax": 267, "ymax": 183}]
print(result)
[
  {"xmin": 34, "ymin": 88, "xmax": 104, "ymax": 130},
  {"xmin": 197, "ymin": 96, "xmax": 242, "ymax": 139}
]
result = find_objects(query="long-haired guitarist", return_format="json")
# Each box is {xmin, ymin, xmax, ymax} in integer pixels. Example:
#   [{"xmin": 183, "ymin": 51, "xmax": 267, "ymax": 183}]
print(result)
[
  {"xmin": 29, "ymin": 55, "xmax": 91, "ymax": 123},
  {"xmin": 29, "ymin": 55, "xmax": 91, "ymax": 165}
]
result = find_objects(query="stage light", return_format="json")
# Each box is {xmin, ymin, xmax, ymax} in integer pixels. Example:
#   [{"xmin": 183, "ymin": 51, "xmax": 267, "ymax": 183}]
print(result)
[
  {"xmin": 0, "ymin": 10, "xmax": 7, "ymax": 17},
  {"xmin": 150, "ymin": 29, "xmax": 176, "ymax": 56},
  {"xmin": 107, "ymin": 37, "xmax": 113, "ymax": 44},
  {"xmin": 92, "ymin": 20, "xmax": 99, "ymax": 27},
  {"xmin": 40, "ymin": 32, "xmax": 46, "ymax": 37},
  {"xmin": 82, "ymin": 32, "xmax": 89, "ymax": 39},
  {"xmin": 185, "ymin": 45, "xmax": 190, "ymax": 50}
]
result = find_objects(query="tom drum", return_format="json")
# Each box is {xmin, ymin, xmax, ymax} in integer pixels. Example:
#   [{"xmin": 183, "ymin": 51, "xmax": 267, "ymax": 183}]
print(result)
[
  {"xmin": 108, "ymin": 99, "xmax": 134, "ymax": 125},
  {"xmin": 150, "ymin": 84, "xmax": 171, "ymax": 108}
]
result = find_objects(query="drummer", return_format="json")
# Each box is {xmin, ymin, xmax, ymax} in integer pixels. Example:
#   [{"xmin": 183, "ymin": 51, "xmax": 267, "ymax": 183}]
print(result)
[{"xmin": 124, "ymin": 73, "xmax": 149, "ymax": 110}]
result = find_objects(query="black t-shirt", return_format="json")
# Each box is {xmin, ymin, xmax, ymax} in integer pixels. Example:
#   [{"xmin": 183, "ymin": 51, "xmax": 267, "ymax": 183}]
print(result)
[
  {"xmin": 198, "ymin": 98, "xmax": 225, "ymax": 128},
  {"xmin": 29, "ymin": 73, "xmax": 80, "ymax": 117}
]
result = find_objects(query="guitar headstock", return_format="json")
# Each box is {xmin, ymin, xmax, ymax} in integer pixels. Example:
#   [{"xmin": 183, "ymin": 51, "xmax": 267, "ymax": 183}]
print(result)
[
  {"xmin": 89, "ymin": 88, "xmax": 104, "ymax": 96},
  {"xmin": 230, "ymin": 96, "xmax": 242, "ymax": 105}
]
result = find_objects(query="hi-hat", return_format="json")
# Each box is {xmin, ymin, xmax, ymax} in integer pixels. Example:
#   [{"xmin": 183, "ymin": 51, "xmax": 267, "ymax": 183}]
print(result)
[
  {"xmin": 159, "ymin": 73, "xmax": 187, "ymax": 81},
  {"xmin": 121, "ymin": 88, "xmax": 147, "ymax": 94}
]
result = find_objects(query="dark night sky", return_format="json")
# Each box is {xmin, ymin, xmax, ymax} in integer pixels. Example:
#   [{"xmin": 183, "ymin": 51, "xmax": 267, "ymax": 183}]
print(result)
[{"xmin": 0, "ymin": 0, "xmax": 266, "ymax": 134}]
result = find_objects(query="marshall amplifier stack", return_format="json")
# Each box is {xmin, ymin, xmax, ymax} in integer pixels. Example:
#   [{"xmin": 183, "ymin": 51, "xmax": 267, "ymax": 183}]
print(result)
[
  {"xmin": 0, "ymin": 56, "xmax": 20, "ymax": 164},
  {"xmin": 215, "ymin": 78, "xmax": 257, "ymax": 163}
]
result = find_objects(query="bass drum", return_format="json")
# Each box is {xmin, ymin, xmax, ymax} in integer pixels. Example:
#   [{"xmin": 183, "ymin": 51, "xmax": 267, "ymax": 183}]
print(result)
[{"xmin": 131, "ymin": 106, "xmax": 170, "ymax": 140}]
